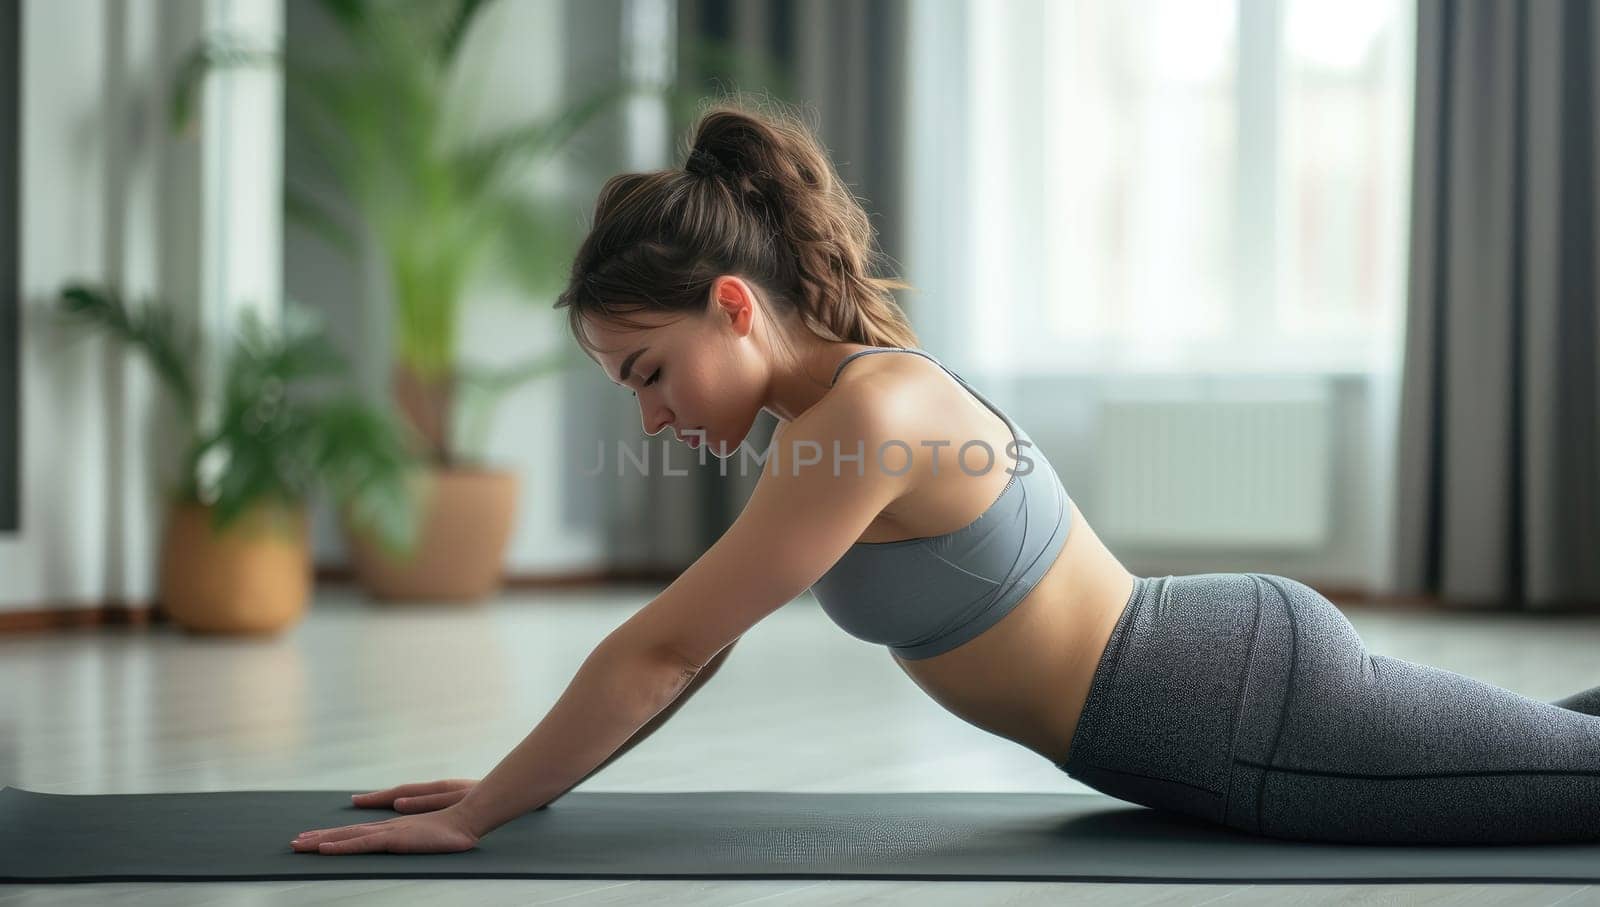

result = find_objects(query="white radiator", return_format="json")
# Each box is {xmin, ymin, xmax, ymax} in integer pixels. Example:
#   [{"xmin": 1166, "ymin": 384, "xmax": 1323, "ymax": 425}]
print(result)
[{"xmin": 1094, "ymin": 386, "xmax": 1332, "ymax": 549}]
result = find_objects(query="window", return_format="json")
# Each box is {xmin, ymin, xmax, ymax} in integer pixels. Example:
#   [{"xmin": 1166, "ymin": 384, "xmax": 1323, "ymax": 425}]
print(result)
[{"xmin": 967, "ymin": 0, "xmax": 1414, "ymax": 375}]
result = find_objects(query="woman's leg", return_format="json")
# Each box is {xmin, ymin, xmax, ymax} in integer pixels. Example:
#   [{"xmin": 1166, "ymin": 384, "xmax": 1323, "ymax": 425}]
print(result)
[
  {"xmin": 1060, "ymin": 572, "xmax": 1600, "ymax": 845},
  {"xmin": 1551, "ymin": 685, "xmax": 1600, "ymax": 717},
  {"xmin": 1226, "ymin": 574, "xmax": 1600, "ymax": 844}
]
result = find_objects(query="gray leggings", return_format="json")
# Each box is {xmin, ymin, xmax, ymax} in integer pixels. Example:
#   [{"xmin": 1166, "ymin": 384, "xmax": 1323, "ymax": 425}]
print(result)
[{"xmin": 1058, "ymin": 573, "xmax": 1600, "ymax": 844}]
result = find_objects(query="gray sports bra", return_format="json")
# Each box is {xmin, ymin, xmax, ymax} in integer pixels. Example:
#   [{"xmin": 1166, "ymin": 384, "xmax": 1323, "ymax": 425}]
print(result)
[{"xmin": 807, "ymin": 347, "xmax": 1074, "ymax": 660}]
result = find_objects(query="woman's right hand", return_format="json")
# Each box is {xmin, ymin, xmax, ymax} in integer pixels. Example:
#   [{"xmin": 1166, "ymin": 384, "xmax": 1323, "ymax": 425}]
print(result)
[{"xmin": 351, "ymin": 778, "xmax": 479, "ymax": 814}]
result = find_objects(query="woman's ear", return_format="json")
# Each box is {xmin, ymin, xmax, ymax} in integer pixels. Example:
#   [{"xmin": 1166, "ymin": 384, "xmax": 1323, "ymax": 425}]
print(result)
[{"xmin": 712, "ymin": 276, "xmax": 757, "ymax": 337}]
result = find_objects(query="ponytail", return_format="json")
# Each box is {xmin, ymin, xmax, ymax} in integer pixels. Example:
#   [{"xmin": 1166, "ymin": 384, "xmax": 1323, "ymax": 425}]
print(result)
[{"xmin": 555, "ymin": 92, "xmax": 918, "ymax": 356}]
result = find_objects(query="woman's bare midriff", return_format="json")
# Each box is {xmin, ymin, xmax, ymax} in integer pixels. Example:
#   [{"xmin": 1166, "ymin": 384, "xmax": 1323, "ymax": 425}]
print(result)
[
  {"xmin": 888, "ymin": 499, "xmax": 1135, "ymax": 767},
  {"xmin": 832, "ymin": 349, "xmax": 1138, "ymax": 768}
]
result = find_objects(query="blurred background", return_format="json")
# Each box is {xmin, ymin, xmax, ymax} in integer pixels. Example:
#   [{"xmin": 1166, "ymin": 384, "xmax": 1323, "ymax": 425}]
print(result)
[
  {"xmin": 3, "ymin": 0, "xmax": 1600, "ymax": 865},
  {"xmin": 4, "ymin": 3, "xmax": 1600, "ymax": 902},
  {"xmin": 6, "ymin": 0, "xmax": 1595, "ymax": 629}
]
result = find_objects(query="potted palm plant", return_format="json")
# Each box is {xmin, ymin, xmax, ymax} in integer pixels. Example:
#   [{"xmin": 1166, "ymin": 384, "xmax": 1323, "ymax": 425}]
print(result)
[
  {"xmin": 172, "ymin": 1, "xmax": 761, "ymax": 599},
  {"xmin": 170, "ymin": 0, "xmax": 637, "ymax": 599},
  {"xmin": 56, "ymin": 283, "xmax": 420, "ymax": 634}
]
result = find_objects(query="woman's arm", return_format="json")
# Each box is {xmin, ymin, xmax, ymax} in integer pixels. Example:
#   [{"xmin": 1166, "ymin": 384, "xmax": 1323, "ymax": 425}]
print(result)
[
  {"xmin": 294, "ymin": 392, "xmax": 911, "ymax": 854},
  {"xmin": 449, "ymin": 636, "xmax": 702, "ymax": 839},
  {"xmin": 543, "ymin": 637, "xmax": 739, "ymax": 806}
]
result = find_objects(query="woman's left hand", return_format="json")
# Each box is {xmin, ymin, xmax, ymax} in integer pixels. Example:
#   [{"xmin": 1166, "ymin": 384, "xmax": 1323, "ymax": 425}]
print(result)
[{"xmin": 290, "ymin": 805, "xmax": 480, "ymax": 855}]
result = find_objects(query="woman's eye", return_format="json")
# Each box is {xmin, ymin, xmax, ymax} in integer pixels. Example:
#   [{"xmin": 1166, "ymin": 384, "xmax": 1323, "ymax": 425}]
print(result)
[{"xmin": 630, "ymin": 369, "xmax": 661, "ymax": 398}]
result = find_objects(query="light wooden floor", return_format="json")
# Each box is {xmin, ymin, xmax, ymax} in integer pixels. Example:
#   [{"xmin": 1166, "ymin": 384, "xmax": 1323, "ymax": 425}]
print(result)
[{"xmin": 2, "ymin": 582, "xmax": 1599, "ymax": 906}]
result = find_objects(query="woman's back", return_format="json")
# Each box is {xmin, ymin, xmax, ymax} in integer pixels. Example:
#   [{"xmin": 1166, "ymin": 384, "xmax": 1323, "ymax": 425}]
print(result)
[{"xmin": 815, "ymin": 346, "xmax": 1137, "ymax": 766}]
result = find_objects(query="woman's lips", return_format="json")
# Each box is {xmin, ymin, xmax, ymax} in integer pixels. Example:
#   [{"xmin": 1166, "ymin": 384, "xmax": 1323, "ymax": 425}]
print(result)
[{"xmin": 679, "ymin": 426, "xmax": 704, "ymax": 448}]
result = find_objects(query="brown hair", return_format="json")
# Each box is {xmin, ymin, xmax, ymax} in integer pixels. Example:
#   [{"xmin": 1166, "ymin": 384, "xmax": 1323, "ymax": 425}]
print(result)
[{"xmin": 554, "ymin": 93, "xmax": 918, "ymax": 361}]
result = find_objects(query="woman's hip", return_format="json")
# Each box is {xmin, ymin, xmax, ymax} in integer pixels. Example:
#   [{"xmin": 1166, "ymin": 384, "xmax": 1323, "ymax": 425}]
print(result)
[
  {"xmin": 1057, "ymin": 571, "xmax": 1600, "ymax": 843},
  {"xmin": 1057, "ymin": 572, "xmax": 1347, "ymax": 827}
]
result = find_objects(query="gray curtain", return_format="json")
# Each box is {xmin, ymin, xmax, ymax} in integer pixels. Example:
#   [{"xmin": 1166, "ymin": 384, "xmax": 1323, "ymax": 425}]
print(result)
[
  {"xmin": 582, "ymin": 0, "xmax": 912, "ymax": 572},
  {"xmin": 1397, "ymin": 0, "xmax": 1600, "ymax": 611},
  {"xmin": 560, "ymin": 0, "xmax": 709, "ymax": 576}
]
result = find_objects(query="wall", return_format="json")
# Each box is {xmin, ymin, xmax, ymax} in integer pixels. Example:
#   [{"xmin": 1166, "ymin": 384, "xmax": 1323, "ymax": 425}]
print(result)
[
  {"xmin": 1, "ymin": 0, "xmax": 282, "ymax": 612},
  {"xmin": 0, "ymin": 0, "xmax": 186, "ymax": 610},
  {"xmin": 994, "ymin": 371, "xmax": 1401, "ymax": 592},
  {"xmin": 0, "ymin": 1, "xmax": 18, "ymax": 534}
]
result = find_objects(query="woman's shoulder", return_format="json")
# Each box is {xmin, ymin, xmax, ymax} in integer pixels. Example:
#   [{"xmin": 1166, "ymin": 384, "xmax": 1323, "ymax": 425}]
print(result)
[
  {"xmin": 781, "ymin": 379, "xmax": 902, "ymax": 452},
  {"xmin": 827, "ymin": 346, "xmax": 942, "ymax": 391},
  {"xmin": 785, "ymin": 354, "xmax": 955, "ymax": 461},
  {"xmin": 826, "ymin": 348, "xmax": 952, "ymax": 416}
]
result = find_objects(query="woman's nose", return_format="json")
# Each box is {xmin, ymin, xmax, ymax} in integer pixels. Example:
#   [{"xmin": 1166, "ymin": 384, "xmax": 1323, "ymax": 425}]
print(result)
[{"xmin": 641, "ymin": 401, "xmax": 673, "ymax": 436}]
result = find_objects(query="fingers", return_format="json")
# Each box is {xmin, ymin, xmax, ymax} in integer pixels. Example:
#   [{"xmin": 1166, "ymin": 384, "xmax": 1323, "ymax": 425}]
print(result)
[
  {"xmin": 393, "ymin": 789, "xmax": 469, "ymax": 813},
  {"xmin": 297, "ymin": 820, "xmax": 385, "ymax": 838},
  {"xmin": 291, "ymin": 820, "xmax": 391, "ymax": 850},
  {"xmin": 313, "ymin": 832, "xmax": 389, "ymax": 855},
  {"xmin": 352, "ymin": 779, "xmax": 472, "ymax": 808},
  {"xmin": 289, "ymin": 813, "xmax": 478, "ymax": 856},
  {"xmin": 351, "ymin": 782, "xmax": 422, "ymax": 806},
  {"xmin": 351, "ymin": 783, "xmax": 423, "ymax": 806}
]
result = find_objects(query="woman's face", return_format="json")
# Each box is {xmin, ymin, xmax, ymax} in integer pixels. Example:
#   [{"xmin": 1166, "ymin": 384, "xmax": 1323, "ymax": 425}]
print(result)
[{"xmin": 581, "ymin": 279, "xmax": 769, "ymax": 459}]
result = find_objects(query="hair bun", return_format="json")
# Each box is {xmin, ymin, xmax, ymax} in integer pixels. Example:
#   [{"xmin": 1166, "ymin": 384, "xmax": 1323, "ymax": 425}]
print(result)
[
  {"xmin": 555, "ymin": 96, "xmax": 918, "ymax": 360},
  {"xmin": 686, "ymin": 147, "xmax": 732, "ymax": 180}
]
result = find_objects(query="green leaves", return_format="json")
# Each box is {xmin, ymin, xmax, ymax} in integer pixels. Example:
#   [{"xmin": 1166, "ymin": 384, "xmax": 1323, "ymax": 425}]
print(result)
[
  {"xmin": 56, "ymin": 284, "xmax": 421, "ymax": 552},
  {"xmin": 174, "ymin": 3, "xmax": 645, "ymax": 463},
  {"xmin": 57, "ymin": 284, "xmax": 200, "ymax": 430},
  {"xmin": 169, "ymin": 2, "xmax": 695, "ymax": 465},
  {"xmin": 438, "ymin": 0, "xmax": 493, "ymax": 65},
  {"xmin": 298, "ymin": 395, "xmax": 423, "ymax": 556}
]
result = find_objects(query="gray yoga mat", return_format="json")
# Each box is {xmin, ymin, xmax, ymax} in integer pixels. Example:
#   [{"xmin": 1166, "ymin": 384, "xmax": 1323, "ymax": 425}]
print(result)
[{"xmin": 2, "ymin": 785, "xmax": 1599, "ymax": 885}]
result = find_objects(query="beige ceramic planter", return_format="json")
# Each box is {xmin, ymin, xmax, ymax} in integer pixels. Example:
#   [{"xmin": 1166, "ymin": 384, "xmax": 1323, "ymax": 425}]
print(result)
[
  {"xmin": 344, "ymin": 466, "xmax": 518, "ymax": 602},
  {"xmin": 158, "ymin": 500, "xmax": 311, "ymax": 635}
]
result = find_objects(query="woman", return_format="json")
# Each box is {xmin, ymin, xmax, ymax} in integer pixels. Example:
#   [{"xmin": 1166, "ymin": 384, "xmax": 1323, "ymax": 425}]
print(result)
[{"xmin": 291, "ymin": 97, "xmax": 1600, "ymax": 856}]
